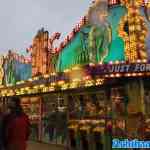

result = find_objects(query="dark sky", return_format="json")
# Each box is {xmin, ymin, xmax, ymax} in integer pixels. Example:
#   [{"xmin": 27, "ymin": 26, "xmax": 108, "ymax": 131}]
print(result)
[{"xmin": 0, "ymin": 0, "xmax": 91, "ymax": 55}]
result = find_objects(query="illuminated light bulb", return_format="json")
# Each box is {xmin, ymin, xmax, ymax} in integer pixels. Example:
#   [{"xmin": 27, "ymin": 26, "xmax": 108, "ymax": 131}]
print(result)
[
  {"xmin": 72, "ymin": 78, "xmax": 81, "ymax": 82},
  {"xmin": 61, "ymin": 83, "xmax": 69, "ymax": 90},
  {"xmin": 109, "ymin": 61, "xmax": 113, "ymax": 65},
  {"xmin": 98, "ymin": 62, "xmax": 103, "ymax": 65},
  {"xmin": 72, "ymin": 66, "xmax": 80, "ymax": 70},
  {"xmin": 121, "ymin": 61, "xmax": 125, "ymax": 64},
  {"xmin": 16, "ymin": 82, "xmax": 21, "ymax": 85},
  {"xmin": 110, "ymin": 74, "xmax": 115, "ymax": 78},
  {"xmin": 115, "ymin": 60, "xmax": 120, "ymax": 64},
  {"xmin": 43, "ymin": 74, "xmax": 49, "ymax": 78},
  {"xmin": 28, "ymin": 78, "xmax": 33, "ymax": 82},
  {"xmin": 89, "ymin": 63, "xmax": 95, "ymax": 66},
  {"xmin": 49, "ymin": 87, "xmax": 55, "ymax": 91},
  {"xmin": 58, "ymin": 80, "xmax": 65, "ymax": 85},
  {"xmin": 33, "ymin": 77, "xmax": 39, "ymax": 80},
  {"xmin": 137, "ymin": 59, "xmax": 142, "ymax": 63},
  {"xmin": 127, "ymin": 73, "xmax": 131, "ymax": 77},
  {"xmin": 138, "ymin": 73, "xmax": 143, "ymax": 76},
  {"xmin": 142, "ymin": 59, "xmax": 147, "ymax": 63},
  {"xmin": 33, "ymin": 86, "xmax": 38, "ymax": 89},
  {"xmin": 132, "ymin": 73, "xmax": 137, "ymax": 76},
  {"xmin": 40, "ymin": 84, "xmax": 45, "ymax": 88},
  {"xmin": 64, "ymin": 69, "xmax": 70, "ymax": 73},
  {"xmin": 85, "ymin": 80, "xmax": 94, "ymax": 87},
  {"xmin": 84, "ymin": 76, "xmax": 91, "ymax": 80},
  {"xmin": 116, "ymin": 73, "xmax": 121, "ymax": 77},
  {"xmin": 105, "ymin": 75, "xmax": 109, "ymax": 78},
  {"xmin": 51, "ymin": 72, "xmax": 56, "ymax": 76},
  {"xmin": 51, "ymin": 82, "xmax": 56, "ymax": 86}
]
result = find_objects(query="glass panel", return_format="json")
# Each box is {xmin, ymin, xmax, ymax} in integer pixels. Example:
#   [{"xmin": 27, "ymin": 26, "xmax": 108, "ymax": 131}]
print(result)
[{"xmin": 41, "ymin": 94, "xmax": 67, "ymax": 145}]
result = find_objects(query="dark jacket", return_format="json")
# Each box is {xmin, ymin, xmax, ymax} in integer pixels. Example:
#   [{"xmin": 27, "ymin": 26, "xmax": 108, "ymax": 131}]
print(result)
[
  {"xmin": 3, "ymin": 113, "xmax": 30, "ymax": 150},
  {"xmin": 0, "ymin": 113, "xmax": 4, "ymax": 150}
]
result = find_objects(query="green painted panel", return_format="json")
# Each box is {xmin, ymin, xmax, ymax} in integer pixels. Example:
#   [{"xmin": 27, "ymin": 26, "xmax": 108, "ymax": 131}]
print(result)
[{"xmin": 57, "ymin": 6, "xmax": 127, "ymax": 72}]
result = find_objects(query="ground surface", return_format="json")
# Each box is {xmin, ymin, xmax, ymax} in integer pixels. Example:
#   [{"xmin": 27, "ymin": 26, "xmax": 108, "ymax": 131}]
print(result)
[{"xmin": 27, "ymin": 141, "xmax": 66, "ymax": 150}]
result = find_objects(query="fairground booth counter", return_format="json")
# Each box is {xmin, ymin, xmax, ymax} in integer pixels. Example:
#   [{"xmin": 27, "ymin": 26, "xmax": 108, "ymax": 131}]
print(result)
[{"xmin": 1, "ymin": 0, "xmax": 150, "ymax": 150}]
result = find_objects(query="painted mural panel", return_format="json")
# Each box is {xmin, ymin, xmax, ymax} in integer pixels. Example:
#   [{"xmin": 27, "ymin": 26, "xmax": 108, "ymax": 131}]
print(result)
[
  {"xmin": 57, "ymin": 5, "xmax": 127, "ymax": 72},
  {"xmin": 0, "ymin": 56, "xmax": 4, "ymax": 85},
  {"xmin": 3, "ymin": 54, "xmax": 32, "ymax": 85},
  {"xmin": 15, "ymin": 60, "xmax": 32, "ymax": 81},
  {"xmin": 3, "ymin": 56, "xmax": 16, "ymax": 85}
]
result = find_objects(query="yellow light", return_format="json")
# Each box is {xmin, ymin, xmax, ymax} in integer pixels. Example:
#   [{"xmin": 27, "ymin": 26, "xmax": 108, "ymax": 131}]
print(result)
[
  {"xmin": 96, "ymin": 78, "xmax": 104, "ymax": 85},
  {"xmin": 72, "ymin": 78, "xmax": 81, "ymax": 82},
  {"xmin": 83, "ymin": 76, "xmax": 91, "ymax": 80},
  {"xmin": 33, "ymin": 76, "xmax": 39, "ymax": 80},
  {"xmin": 40, "ymin": 84, "xmax": 45, "ymax": 88},
  {"xmin": 137, "ymin": 59, "xmax": 142, "ymax": 63},
  {"xmin": 58, "ymin": 80, "xmax": 65, "ymax": 85},
  {"xmin": 98, "ymin": 62, "xmax": 103, "ymax": 65},
  {"xmin": 51, "ymin": 72, "xmax": 56, "ymax": 76},
  {"xmin": 61, "ymin": 84, "xmax": 69, "ymax": 90},
  {"xmin": 116, "ymin": 73, "xmax": 121, "ymax": 77},
  {"xmin": 105, "ymin": 75, "xmax": 109, "ymax": 78},
  {"xmin": 7, "ymin": 84, "xmax": 13, "ymax": 87},
  {"xmin": 72, "ymin": 66, "xmax": 81, "ymax": 70},
  {"xmin": 84, "ymin": 80, "xmax": 94, "ymax": 87},
  {"xmin": 64, "ymin": 69, "xmax": 70, "ymax": 73},
  {"xmin": 51, "ymin": 82, "xmax": 56, "ymax": 86},
  {"xmin": 49, "ymin": 86, "xmax": 55, "ymax": 91},
  {"xmin": 42, "ymin": 87, "xmax": 49, "ymax": 93},
  {"xmin": 138, "ymin": 73, "xmax": 143, "ymax": 76},
  {"xmin": 25, "ymin": 87, "xmax": 29, "ymax": 90},
  {"xmin": 89, "ymin": 63, "xmax": 95, "ymax": 66},
  {"xmin": 28, "ymin": 78, "xmax": 33, "ymax": 82},
  {"xmin": 43, "ymin": 74, "xmax": 49, "ymax": 78},
  {"xmin": 110, "ymin": 74, "xmax": 115, "ymax": 78},
  {"xmin": 132, "ymin": 73, "xmax": 137, "ymax": 76},
  {"xmin": 142, "ymin": 59, "xmax": 147, "ymax": 63},
  {"xmin": 69, "ymin": 82, "xmax": 78, "ymax": 89},
  {"xmin": 115, "ymin": 61, "xmax": 120, "ymax": 64},
  {"xmin": 33, "ymin": 85, "xmax": 38, "ymax": 89},
  {"xmin": 127, "ymin": 73, "xmax": 131, "ymax": 77},
  {"xmin": 16, "ymin": 81, "xmax": 21, "ymax": 85}
]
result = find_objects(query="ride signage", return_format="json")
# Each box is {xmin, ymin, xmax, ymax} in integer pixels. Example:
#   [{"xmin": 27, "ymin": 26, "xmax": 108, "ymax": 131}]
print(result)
[
  {"xmin": 107, "ymin": 63, "xmax": 150, "ymax": 73},
  {"xmin": 91, "ymin": 63, "xmax": 150, "ymax": 76}
]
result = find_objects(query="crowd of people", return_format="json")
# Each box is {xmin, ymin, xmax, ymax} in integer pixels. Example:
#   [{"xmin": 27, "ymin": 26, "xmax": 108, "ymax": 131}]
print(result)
[{"xmin": 0, "ymin": 97, "xmax": 30, "ymax": 150}]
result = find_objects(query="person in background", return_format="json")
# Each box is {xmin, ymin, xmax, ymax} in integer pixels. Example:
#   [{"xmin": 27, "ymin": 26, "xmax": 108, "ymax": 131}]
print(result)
[
  {"xmin": 0, "ymin": 106, "xmax": 4, "ymax": 150},
  {"xmin": 2, "ymin": 97, "xmax": 30, "ymax": 150}
]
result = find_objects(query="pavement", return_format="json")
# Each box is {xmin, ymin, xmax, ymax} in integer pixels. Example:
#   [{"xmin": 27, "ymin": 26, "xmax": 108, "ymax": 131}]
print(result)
[{"xmin": 27, "ymin": 141, "xmax": 66, "ymax": 150}]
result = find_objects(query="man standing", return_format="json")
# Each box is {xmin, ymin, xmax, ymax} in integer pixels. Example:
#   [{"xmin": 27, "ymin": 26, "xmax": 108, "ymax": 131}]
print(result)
[
  {"xmin": 3, "ymin": 97, "xmax": 30, "ymax": 150},
  {"xmin": 0, "ymin": 106, "xmax": 4, "ymax": 150}
]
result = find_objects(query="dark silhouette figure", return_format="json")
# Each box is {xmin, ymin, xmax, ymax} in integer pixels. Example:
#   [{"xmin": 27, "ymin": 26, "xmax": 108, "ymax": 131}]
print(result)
[{"xmin": 2, "ymin": 97, "xmax": 30, "ymax": 150}]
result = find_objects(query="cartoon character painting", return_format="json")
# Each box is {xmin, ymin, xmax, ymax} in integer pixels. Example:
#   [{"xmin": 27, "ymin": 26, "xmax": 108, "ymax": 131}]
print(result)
[
  {"xmin": 88, "ymin": 0, "xmax": 112, "ymax": 63},
  {"xmin": 3, "ymin": 52, "xmax": 16, "ymax": 85},
  {"xmin": 0, "ymin": 56, "xmax": 4, "ymax": 85}
]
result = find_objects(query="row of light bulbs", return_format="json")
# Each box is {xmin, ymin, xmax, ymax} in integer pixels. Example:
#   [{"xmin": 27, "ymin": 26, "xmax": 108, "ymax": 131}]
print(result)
[{"xmin": 0, "ymin": 77, "xmax": 105, "ymax": 97}]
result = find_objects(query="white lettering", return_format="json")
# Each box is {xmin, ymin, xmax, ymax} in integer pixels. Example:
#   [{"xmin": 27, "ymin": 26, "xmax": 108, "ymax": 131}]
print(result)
[
  {"xmin": 134, "ymin": 64, "xmax": 140, "ymax": 72},
  {"xmin": 146, "ymin": 64, "xmax": 150, "ymax": 71},
  {"xmin": 120, "ymin": 65, "xmax": 126, "ymax": 72},
  {"xmin": 140, "ymin": 64, "xmax": 146, "ymax": 72},
  {"xmin": 114, "ymin": 65, "xmax": 120, "ymax": 72},
  {"xmin": 125, "ymin": 65, "xmax": 130, "ymax": 72},
  {"xmin": 109, "ymin": 65, "xmax": 115, "ymax": 73}
]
